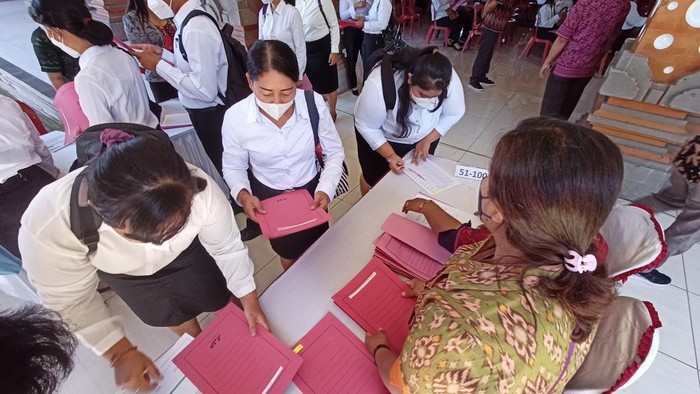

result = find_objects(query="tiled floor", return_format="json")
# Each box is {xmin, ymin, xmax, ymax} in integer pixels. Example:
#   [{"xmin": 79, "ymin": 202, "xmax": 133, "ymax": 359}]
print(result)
[{"xmin": 0, "ymin": 1, "xmax": 698, "ymax": 390}]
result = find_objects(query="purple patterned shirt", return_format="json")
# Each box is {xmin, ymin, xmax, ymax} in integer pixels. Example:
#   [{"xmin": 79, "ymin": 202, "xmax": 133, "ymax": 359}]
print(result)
[{"xmin": 553, "ymin": 0, "xmax": 629, "ymax": 78}]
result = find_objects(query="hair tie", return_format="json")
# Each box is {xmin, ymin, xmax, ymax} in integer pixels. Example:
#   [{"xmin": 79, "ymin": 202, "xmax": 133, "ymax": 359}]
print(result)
[
  {"xmin": 564, "ymin": 251, "xmax": 597, "ymax": 274},
  {"xmin": 432, "ymin": 48, "xmax": 440, "ymax": 54},
  {"xmin": 83, "ymin": 18, "xmax": 92, "ymax": 26},
  {"xmin": 100, "ymin": 129, "xmax": 135, "ymax": 148}
]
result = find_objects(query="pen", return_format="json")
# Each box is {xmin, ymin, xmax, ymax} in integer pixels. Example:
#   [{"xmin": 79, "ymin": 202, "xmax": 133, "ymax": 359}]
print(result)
[{"xmin": 408, "ymin": 168, "xmax": 427, "ymax": 181}]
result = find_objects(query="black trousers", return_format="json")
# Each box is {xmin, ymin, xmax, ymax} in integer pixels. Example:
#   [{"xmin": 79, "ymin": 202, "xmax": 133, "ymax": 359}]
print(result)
[
  {"xmin": 361, "ymin": 33, "xmax": 385, "ymax": 81},
  {"xmin": 540, "ymin": 73, "xmax": 593, "ymax": 120},
  {"xmin": 0, "ymin": 165, "xmax": 55, "ymax": 258},
  {"xmin": 470, "ymin": 28, "xmax": 500, "ymax": 84},
  {"xmin": 186, "ymin": 104, "xmax": 227, "ymax": 175},
  {"xmin": 536, "ymin": 27, "xmax": 558, "ymax": 42},
  {"xmin": 435, "ymin": 11, "xmax": 471, "ymax": 42},
  {"xmin": 150, "ymin": 81, "xmax": 179, "ymax": 103},
  {"xmin": 343, "ymin": 26, "xmax": 364, "ymax": 90}
]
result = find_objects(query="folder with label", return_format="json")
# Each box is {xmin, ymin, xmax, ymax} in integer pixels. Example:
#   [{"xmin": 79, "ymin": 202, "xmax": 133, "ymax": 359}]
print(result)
[
  {"xmin": 256, "ymin": 189, "xmax": 332, "ymax": 239},
  {"xmin": 173, "ymin": 304, "xmax": 302, "ymax": 394},
  {"xmin": 292, "ymin": 314, "xmax": 388, "ymax": 394},
  {"xmin": 332, "ymin": 258, "xmax": 415, "ymax": 352}
]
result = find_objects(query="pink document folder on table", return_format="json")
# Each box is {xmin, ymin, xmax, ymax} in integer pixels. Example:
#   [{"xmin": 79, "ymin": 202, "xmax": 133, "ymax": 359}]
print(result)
[
  {"xmin": 374, "ymin": 233, "xmax": 443, "ymax": 281},
  {"xmin": 332, "ymin": 258, "xmax": 416, "ymax": 352},
  {"xmin": 172, "ymin": 304, "xmax": 302, "ymax": 394},
  {"xmin": 381, "ymin": 214, "xmax": 452, "ymax": 263},
  {"xmin": 256, "ymin": 189, "xmax": 332, "ymax": 239},
  {"xmin": 292, "ymin": 314, "xmax": 388, "ymax": 394}
]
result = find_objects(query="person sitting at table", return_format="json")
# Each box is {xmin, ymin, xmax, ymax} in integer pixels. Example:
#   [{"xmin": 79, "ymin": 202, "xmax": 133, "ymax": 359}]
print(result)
[
  {"xmin": 29, "ymin": 0, "xmax": 158, "ymax": 128},
  {"xmin": 0, "ymin": 95, "xmax": 58, "ymax": 259},
  {"xmin": 365, "ymin": 117, "xmax": 623, "ymax": 393},
  {"xmin": 222, "ymin": 40, "xmax": 345, "ymax": 271},
  {"xmin": 535, "ymin": 0, "xmax": 568, "ymax": 42},
  {"xmin": 354, "ymin": 46, "xmax": 465, "ymax": 196},
  {"xmin": 430, "ymin": 0, "xmax": 472, "ymax": 51},
  {"xmin": 19, "ymin": 130, "xmax": 268, "ymax": 393}
]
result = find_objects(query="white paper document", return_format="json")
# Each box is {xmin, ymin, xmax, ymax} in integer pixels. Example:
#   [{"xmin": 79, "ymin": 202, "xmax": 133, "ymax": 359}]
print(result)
[
  {"xmin": 403, "ymin": 152, "xmax": 459, "ymax": 195},
  {"xmin": 161, "ymin": 113, "xmax": 192, "ymax": 129},
  {"xmin": 40, "ymin": 130, "xmax": 67, "ymax": 153}
]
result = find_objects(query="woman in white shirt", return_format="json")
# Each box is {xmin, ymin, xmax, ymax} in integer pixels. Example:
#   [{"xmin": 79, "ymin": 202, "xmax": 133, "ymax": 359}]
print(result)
[
  {"xmin": 297, "ymin": 0, "xmax": 341, "ymax": 121},
  {"xmin": 354, "ymin": 0, "xmax": 392, "ymax": 76},
  {"xmin": 339, "ymin": 0, "xmax": 368, "ymax": 95},
  {"xmin": 354, "ymin": 47, "xmax": 465, "ymax": 195},
  {"xmin": 222, "ymin": 40, "xmax": 345, "ymax": 270},
  {"xmin": 535, "ymin": 0, "xmax": 567, "ymax": 42},
  {"xmin": 29, "ymin": 0, "xmax": 158, "ymax": 128},
  {"xmin": 259, "ymin": 0, "xmax": 307, "ymax": 85},
  {"xmin": 19, "ymin": 131, "xmax": 268, "ymax": 393}
]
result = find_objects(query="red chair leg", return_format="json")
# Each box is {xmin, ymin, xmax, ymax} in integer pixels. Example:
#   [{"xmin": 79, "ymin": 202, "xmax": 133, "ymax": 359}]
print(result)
[
  {"xmin": 425, "ymin": 26, "xmax": 434, "ymax": 44},
  {"xmin": 541, "ymin": 42, "xmax": 551, "ymax": 64},
  {"xmin": 519, "ymin": 37, "xmax": 534, "ymax": 59}
]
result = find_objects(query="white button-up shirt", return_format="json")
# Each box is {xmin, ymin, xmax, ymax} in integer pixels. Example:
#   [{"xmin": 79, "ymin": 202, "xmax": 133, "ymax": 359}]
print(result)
[
  {"xmin": 259, "ymin": 2, "xmax": 307, "ymax": 80},
  {"xmin": 75, "ymin": 46, "xmax": 158, "ymax": 128},
  {"xmin": 222, "ymin": 90, "xmax": 345, "ymax": 202},
  {"xmin": 363, "ymin": 0, "xmax": 392, "ymax": 34},
  {"xmin": 622, "ymin": 1, "xmax": 647, "ymax": 30},
  {"xmin": 18, "ymin": 165, "xmax": 255, "ymax": 355},
  {"xmin": 156, "ymin": 0, "xmax": 228, "ymax": 109},
  {"xmin": 355, "ymin": 67, "xmax": 465, "ymax": 150},
  {"xmin": 296, "ymin": 0, "xmax": 341, "ymax": 52},
  {"xmin": 0, "ymin": 97, "xmax": 58, "ymax": 183},
  {"xmin": 340, "ymin": 0, "xmax": 370, "ymax": 20}
]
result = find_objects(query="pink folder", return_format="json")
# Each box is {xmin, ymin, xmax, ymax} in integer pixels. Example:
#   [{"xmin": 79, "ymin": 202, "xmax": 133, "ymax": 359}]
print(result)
[
  {"xmin": 374, "ymin": 233, "xmax": 443, "ymax": 281},
  {"xmin": 332, "ymin": 258, "xmax": 416, "ymax": 352},
  {"xmin": 292, "ymin": 314, "xmax": 389, "ymax": 394},
  {"xmin": 256, "ymin": 189, "xmax": 332, "ymax": 239},
  {"xmin": 381, "ymin": 214, "xmax": 452, "ymax": 263},
  {"xmin": 173, "ymin": 304, "xmax": 302, "ymax": 394}
]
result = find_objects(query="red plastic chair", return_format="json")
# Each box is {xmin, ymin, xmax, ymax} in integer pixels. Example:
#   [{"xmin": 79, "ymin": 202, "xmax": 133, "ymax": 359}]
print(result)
[
  {"xmin": 425, "ymin": 5, "xmax": 451, "ymax": 47},
  {"xmin": 15, "ymin": 101, "xmax": 48, "ymax": 135},
  {"xmin": 519, "ymin": 27, "xmax": 552, "ymax": 64},
  {"xmin": 398, "ymin": 0, "xmax": 422, "ymax": 38},
  {"xmin": 461, "ymin": 2, "xmax": 483, "ymax": 51}
]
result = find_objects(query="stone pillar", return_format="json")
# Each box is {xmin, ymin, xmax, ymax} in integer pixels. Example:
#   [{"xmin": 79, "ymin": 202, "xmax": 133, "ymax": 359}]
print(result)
[{"xmin": 214, "ymin": 0, "xmax": 261, "ymax": 47}]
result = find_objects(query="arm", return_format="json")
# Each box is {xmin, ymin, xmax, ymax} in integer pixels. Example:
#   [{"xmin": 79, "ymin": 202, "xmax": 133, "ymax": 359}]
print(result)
[
  {"xmin": 20, "ymin": 107, "xmax": 59, "ymax": 178},
  {"xmin": 291, "ymin": 10, "xmax": 308, "ymax": 78},
  {"xmin": 365, "ymin": 0, "xmax": 393, "ymax": 31},
  {"xmin": 323, "ymin": 0, "xmax": 341, "ymax": 53},
  {"xmin": 221, "ymin": 109, "xmax": 252, "ymax": 205},
  {"xmin": 339, "ymin": 0, "xmax": 356, "ymax": 20},
  {"xmin": 313, "ymin": 93, "xmax": 345, "ymax": 201},
  {"xmin": 47, "ymin": 73, "xmax": 67, "ymax": 90},
  {"xmin": 376, "ymin": 349, "xmax": 403, "ymax": 394},
  {"xmin": 542, "ymin": 36, "xmax": 568, "ymax": 70},
  {"xmin": 483, "ymin": 0, "xmax": 498, "ymax": 15},
  {"xmin": 434, "ymin": 69, "xmax": 466, "ymax": 135},
  {"xmin": 74, "ymin": 74, "xmax": 114, "ymax": 125},
  {"xmin": 354, "ymin": 77, "xmax": 391, "ymax": 151},
  {"xmin": 403, "ymin": 198, "xmax": 461, "ymax": 233}
]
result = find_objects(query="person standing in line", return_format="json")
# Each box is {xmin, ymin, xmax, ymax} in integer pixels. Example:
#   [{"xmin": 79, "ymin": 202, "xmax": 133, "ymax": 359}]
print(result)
[
  {"xmin": 297, "ymin": 0, "xmax": 341, "ymax": 121},
  {"xmin": 30, "ymin": 27, "xmax": 81, "ymax": 91},
  {"xmin": 339, "ymin": 0, "xmax": 368, "ymax": 95},
  {"xmin": 539, "ymin": 0, "xmax": 629, "ymax": 120},
  {"xmin": 29, "ymin": 0, "xmax": 158, "ymax": 128},
  {"xmin": 468, "ymin": 0, "xmax": 515, "ymax": 92},
  {"xmin": 131, "ymin": 0, "xmax": 229, "ymax": 174},
  {"xmin": 0, "ymin": 95, "xmax": 58, "ymax": 259},
  {"xmin": 258, "ymin": 0, "xmax": 307, "ymax": 86},
  {"xmin": 354, "ymin": 0, "xmax": 392, "ymax": 77}
]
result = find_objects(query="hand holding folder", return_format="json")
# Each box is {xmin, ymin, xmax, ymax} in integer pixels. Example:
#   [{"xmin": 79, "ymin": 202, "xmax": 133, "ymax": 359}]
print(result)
[{"xmin": 257, "ymin": 189, "xmax": 332, "ymax": 239}]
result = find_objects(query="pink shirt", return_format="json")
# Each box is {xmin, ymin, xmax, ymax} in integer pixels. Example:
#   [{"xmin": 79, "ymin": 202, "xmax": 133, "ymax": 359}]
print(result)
[{"xmin": 553, "ymin": 0, "xmax": 629, "ymax": 78}]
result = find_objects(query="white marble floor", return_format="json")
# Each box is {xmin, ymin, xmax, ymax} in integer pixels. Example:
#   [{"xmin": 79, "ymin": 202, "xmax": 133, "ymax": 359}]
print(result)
[{"xmin": 0, "ymin": 1, "xmax": 697, "ymax": 391}]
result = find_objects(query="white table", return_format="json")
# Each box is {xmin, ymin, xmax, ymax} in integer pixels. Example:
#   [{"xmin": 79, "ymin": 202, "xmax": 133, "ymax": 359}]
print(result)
[{"xmin": 258, "ymin": 156, "xmax": 483, "ymax": 392}]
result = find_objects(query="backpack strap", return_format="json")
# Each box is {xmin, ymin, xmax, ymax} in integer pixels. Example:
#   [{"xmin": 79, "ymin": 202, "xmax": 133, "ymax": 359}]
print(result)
[
  {"xmin": 69, "ymin": 168, "xmax": 102, "ymax": 254},
  {"xmin": 316, "ymin": 0, "xmax": 331, "ymax": 29},
  {"xmin": 380, "ymin": 54, "xmax": 397, "ymax": 110},
  {"xmin": 305, "ymin": 89, "xmax": 320, "ymax": 146}
]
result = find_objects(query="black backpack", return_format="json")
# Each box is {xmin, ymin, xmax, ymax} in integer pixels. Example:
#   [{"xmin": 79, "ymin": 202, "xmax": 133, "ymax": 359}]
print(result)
[
  {"xmin": 178, "ymin": 10, "xmax": 252, "ymax": 108},
  {"xmin": 69, "ymin": 123, "xmax": 171, "ymax": 252}
]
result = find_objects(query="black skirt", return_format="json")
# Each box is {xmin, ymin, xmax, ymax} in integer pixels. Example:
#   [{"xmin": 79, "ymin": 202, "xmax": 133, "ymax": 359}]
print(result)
[
  {"xmin": 250, "ymin": 172, "xmax": 329, "ymax": 260},
  {"xmin": 96, "ymin": 239, "xmax": 231, "ymax": 327},
  {"xmin": 355, "ymin": 128, "xmax": 440, "ymax": 186},
  {"xmin": 305, "ymin": 34, "xmax": 339, "ymax": 94}
]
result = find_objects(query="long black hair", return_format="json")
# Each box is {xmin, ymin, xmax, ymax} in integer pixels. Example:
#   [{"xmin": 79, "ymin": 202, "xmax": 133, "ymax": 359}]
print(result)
[
  {"xmin": 247, "ymin": 39, "xmax": 300, "ymax": 82},
  {"xmin": 29, "ymin": 0, "xmax": 113, "ymax": 46},
  {"xmin": 385, "ymin": 47, "xmax": 453, "ymax": 138},
  {"xmin": 127, "ymin": 0, "xmax": 150, "ymax": 23}
]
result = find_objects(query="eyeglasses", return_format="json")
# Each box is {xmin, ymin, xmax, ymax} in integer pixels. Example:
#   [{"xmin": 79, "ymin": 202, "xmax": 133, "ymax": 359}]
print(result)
[{"xmin": 476, "ymin": 176, "xmax": 491, "ymax": 221}]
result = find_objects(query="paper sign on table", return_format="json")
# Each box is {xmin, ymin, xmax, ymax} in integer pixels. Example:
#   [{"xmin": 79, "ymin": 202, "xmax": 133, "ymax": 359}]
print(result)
[
  {"xmin": 153, "ymin": 334, "xmax": 198, "ymax": 394},
  {"xmin": 454, "ymin": 165, "xmax": 489, "ymax": 181},
  {"xmin": 257, "ymin": 189, "xmax": 332, "ymax": 239},
  {"xmin": 374, "ymin": 233, "xmax": 443, "ymax": 281},
  {"xmin": 173, "ymin": 304, "xmax": 302, "ymax": 394},
  {"xmin": 292, "ymin": 314, "xmax": 388, "ymax": 394},
  {"xmin": 403, "ymin": 152, "xmax": 459, "ymax": 195},
  {"xmin": 332, "ymin": 258, "xmax": 415, "ymax": 352},
  {"xmin": 381, "ymin": 213, "xmax": 452, "ymax": 263},
  {"xmin": 161, "ymin": 113, "xmax": 193, "ymax": 130}
]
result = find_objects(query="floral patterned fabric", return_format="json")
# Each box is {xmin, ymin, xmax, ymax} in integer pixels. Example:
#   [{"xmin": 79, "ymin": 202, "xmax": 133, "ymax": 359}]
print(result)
[{"xmin": 397, "ymin": 238, "xmax": 594, "ymax": 393}]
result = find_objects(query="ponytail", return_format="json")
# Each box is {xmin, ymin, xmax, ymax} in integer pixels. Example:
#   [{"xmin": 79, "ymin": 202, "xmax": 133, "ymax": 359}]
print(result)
[
  {"xmin": 29, "ymin": 0, "xmax": 113, "ymax": 46},
  {"xmin": 80, "ymin": 20, "xmax": 114, "ymax": 46}
]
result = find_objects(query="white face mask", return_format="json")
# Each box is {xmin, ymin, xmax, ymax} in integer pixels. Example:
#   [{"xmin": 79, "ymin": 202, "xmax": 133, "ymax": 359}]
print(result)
[
  {"xmin": 256, "ymin": 97, "xmax": 295, "ymax": 120},
  {"xmin": 48, "ymin": 35, "xmax": 81, "ymax": 58},
  {"xmin": 148, "ymin": 0, "xmax": 175, "ymax": 19},
  {"xmin": 262, "ymin": 0, "xmax": 274, "ymax": 4},
  {"xmin": 410, "ymin": 91, "xmax": 438, "ymax": 110}
]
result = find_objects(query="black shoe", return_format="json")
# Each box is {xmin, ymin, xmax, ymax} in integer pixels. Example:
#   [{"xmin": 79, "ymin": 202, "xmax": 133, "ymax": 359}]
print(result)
[
  {"xmin": 351, "ymin": 88, "xmax": 360, "ymax": 96},
  {"xmin": 449, "ymin": 40, "xmax": 463, "ymax": 51},
  {"xmin": 240, "ymin": 226, "xmax": 262, "ymax": 242},
  {"xmin": 468, "ymin": 81, "xmax": 484, "ymax": 92},
  {"xmin": 481, "ymin": 77, "xmax": 495, "ymax": 86},
  {"xmin": 636, "ymin": 269, "xmax": 671, "ymax": 286}
]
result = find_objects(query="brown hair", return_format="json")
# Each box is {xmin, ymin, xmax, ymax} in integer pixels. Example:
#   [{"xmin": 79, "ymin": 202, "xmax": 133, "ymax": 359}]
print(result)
[{"xmin": 489, "ymin": 117, "xmax": 623, "ymax": 342}]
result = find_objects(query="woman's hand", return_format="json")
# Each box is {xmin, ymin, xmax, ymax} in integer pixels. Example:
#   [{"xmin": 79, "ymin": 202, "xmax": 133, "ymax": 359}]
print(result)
[
  {"xmin": 413, "ymin": 139, "xmax": 432, "ymax": 165},
  {"xmin": 108, "ymin": 339, "xmax": 162, "ymax": 393},
  {"xmin": 354, "ymin": 0, "xmax": 367, "ymax": 9},
  {"xmin": 402, "ymin": 279, "xmax": 426, "ymax": 298},
  {"xmin": 365, "ymin": 328, "xmax": 390, "ymax": 354},
  {"xmin": 402, "ymin": 198, "xmax": 430, "ymax": 214},
  {"xmin": 238, "ymin": 190, "xmax": 266, "ymax": 222},
  {"xmin": 131, "ymin": 50, "xmax": 162, "ymax": 72},
  {"xmin": 130, "ymin": 43, "xmax": 163, "ymax": 55},
  {"xmin": 240, "ymin": 292, "xmax": 270, "ymax": 336},
  {"xmin": 311, "ymin": 191, "xmax": 330, "ymax": 211},
  {"xmin": 540, "ymin": 61, "xmax": 552, "ymax": 78},
  {"xmin": 328, "ymin": 53, "xmax": 341, "ymax": 66},
  {"xmin": 387, "ymin": 154, "xmax": 404, "ymax": 174},
  {"xmin": 355, "ymin": 16, "xmax": 365, "ymax": 28}
]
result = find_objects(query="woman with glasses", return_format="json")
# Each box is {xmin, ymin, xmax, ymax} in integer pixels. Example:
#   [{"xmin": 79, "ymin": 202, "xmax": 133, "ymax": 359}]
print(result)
[{"xmin": 366, "ymin": 117, "xmax": 621, "ymax": 392}]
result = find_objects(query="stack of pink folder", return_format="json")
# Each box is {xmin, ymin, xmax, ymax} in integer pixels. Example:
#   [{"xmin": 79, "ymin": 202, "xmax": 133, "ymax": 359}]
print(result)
[{"xmin": 373, "ymin": 214, "xmax": 452, "ymax": 281}]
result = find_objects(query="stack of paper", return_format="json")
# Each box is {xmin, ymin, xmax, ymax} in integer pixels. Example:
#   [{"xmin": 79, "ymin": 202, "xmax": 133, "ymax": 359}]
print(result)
[
  {"xmin": 161, "ymin": 112, "xmax": 193, "ymax": 129},
  {"xmin": 257, "ymin": 189, "xmax": 332, "ymax": 239},
  {"xmin": 173, "ymin": 304, "xmax": 302, "ymax": 394},
  {"xmin": 332, "ymin": 258, "xmax": 416, "ymax": 352},
  {"xmin": 403, "ymin": 152, "xmax": 459, "ymax": 195},
  {"xmin": 373, "ymin": 214, "xmax": 451, "ymax": 281},
  {"xmin": 291, "ymin": 314, "xmax": 388, "ymax": 393}
]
